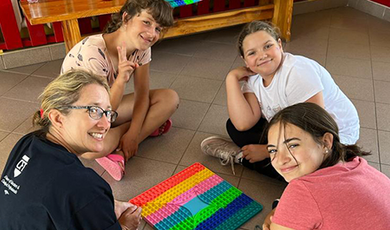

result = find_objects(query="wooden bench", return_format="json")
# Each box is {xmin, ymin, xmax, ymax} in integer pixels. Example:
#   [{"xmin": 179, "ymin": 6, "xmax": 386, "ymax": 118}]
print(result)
[{"xmin": 20, "ymin": 0, "xmax": 293, "ymax": 52}]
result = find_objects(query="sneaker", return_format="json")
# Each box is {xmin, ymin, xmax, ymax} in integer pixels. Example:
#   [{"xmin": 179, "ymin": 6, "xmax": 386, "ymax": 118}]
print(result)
[{"xmin": 201, "ymin": 136, "xmax": 242, "ymax": 175}]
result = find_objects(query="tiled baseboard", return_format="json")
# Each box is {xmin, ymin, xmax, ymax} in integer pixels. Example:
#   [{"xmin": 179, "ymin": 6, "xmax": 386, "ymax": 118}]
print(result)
[
  {"xmin": 0, "ymin": 42, "xmax": 65, "ymax": 70},
  {"xmin": 293, "ymin": 0, "xmax": 349, "ymax": 15},
  {"xmin": 348, "ymin": 0, "xmax": 390, "ymax": 22}
]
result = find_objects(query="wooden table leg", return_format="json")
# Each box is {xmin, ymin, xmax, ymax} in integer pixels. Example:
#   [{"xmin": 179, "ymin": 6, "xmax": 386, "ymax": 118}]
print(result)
[
  {"xmin": 272, "ymin": 0, "xmax": 293, "ymax": 42},
  {"xmin": 61, "ymin": 19, "xmax": 81, "ymax": 52}
]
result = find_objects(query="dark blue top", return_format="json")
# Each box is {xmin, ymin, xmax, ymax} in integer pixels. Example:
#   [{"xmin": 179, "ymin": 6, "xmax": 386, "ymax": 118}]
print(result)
[{"xmin": 0, "ymin": 131, "xmax": 121, "ymax": 230}]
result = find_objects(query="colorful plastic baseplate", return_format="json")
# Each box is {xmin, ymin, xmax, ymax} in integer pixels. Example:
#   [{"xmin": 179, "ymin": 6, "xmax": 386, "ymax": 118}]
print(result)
[
  {"xmin": 130, "ymin": 162, "xmax": 263, "ymax": 230},
  {"xmin": 165, "ymin": 0, "xmax": 202, "ymax": 8}
]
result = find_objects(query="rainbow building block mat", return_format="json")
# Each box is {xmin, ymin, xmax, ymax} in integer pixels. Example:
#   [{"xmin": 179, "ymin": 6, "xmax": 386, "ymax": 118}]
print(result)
[
  {"xmin": 130, "ymin": 163, "xmax": 263, "ymax": 230},
  {"xmin": 165, "ymin": 0, "xmax": 202, "ymax": 8}
]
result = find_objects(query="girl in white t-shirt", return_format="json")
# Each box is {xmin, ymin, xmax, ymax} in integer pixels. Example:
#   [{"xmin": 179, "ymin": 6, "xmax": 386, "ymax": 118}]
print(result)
[{"xmin": 201, "ymin": 21, "xmax": 359, "ymax": 178}]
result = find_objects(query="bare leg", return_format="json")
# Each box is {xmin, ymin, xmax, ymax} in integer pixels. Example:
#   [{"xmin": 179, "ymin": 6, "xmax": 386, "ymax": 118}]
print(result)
[{"xmin": 80, "ymin": 88, "xmax": 179, "ymax": 159}]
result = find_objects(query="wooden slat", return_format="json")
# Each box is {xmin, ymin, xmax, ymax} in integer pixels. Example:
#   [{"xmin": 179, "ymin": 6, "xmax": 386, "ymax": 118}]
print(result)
[
  {"xmin": 164, "ymin": 4, "xmax": 274, "ymax": 38},
  {"xmin": 0, "ymin": 0, "xmax": 23, "ymax": 50},
  {"xmin": 229, "ymin": 0, "xmax": 242, "ymax": 9},
  {"xmin": 62, "ymin": 19, "xmax": 81, "ymax": 51},
  {"xmin": 213, "ymin": 0, "xmax": 226, "ymax": 12},
  {"xmin": 272, "ymin": 0, "xmax": 293, "ymax": 42},
  {"xmin": 197, "ymin": 0, "xmax": 210, "ymax": 15}
]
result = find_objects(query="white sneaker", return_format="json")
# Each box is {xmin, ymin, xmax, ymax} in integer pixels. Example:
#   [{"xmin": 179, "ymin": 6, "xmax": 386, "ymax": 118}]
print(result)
[{"xmin": 201, "ymin": 136, "xmax": 242, "ymax": 175}]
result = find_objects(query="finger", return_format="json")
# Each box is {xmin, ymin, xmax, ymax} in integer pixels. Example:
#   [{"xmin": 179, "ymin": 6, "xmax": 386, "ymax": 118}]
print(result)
[
  {"xmin": 117, "ymin": 46, "xmax": 123, "ymax": 62},
  {"xmin": 121, "ymin": 42, "xmax": 127, "ymax": 62}
]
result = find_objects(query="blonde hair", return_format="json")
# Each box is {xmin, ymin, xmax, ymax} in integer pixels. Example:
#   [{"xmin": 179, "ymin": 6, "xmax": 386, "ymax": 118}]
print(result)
[{"xmin": 33, "ymin": 69, "xmax": 110, "ymax": 131}]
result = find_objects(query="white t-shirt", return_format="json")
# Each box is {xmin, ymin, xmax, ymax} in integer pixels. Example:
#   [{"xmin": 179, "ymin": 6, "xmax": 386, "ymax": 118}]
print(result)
[{"xmin": 242, "ymin": 53, "xmax": 359, "ymax": 144}]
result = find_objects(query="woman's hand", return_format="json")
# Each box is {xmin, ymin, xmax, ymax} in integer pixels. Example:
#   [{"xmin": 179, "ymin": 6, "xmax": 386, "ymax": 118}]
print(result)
[
  {"xmin": 118, "ymin": 132, "xmax": 139, "ymax": 161},
  {"xmin": 118, "ymin": 203, "xmax": 142, "ymax": 230},
  {"xmin": 241, "ymin": 144, "xmax": 269, "ymax": 163},
  {"xmin": 114, "ymin": 200, "xmax": 138, "ymax": 219},
  {"xmin": 117, "ymin": 43, "xmax": 139, "ymax": 84},
  {"xmin": 262, "ymin": 208, "xmax": 276, "ymax": 230},
  {"xmin": 228, "ymin": 66, "xmax": 256, "ymax": 82}
]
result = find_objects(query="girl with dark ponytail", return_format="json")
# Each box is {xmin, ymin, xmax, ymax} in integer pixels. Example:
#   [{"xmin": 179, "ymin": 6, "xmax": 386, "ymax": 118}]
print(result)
[
  {"xmin": 61, "ymin": 0, "xmax": 179, "ymax": 181},
  {"xmin": 262, "ymin": 103, "xmax": 390, "ymax": 230}
]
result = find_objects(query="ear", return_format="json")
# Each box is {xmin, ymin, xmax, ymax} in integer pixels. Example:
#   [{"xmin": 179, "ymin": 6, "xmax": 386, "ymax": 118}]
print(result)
[
  {"xmin": 322, "ymin": 132, "xmax": 334, "ymax": 151},
  {"xmin": 277, "ymin": 38, "xmax": 283, "ymax": 52},
  {"xmin": 241, "ymin": 55, "xmax": 250, "ymax": 68},
  {"xmin": 48, "ymin": 109, "xmax": 65, "ymax": 129},
  {"xmin": 122, "ymin": 12, "xmax": 128, "ymax": 23}
]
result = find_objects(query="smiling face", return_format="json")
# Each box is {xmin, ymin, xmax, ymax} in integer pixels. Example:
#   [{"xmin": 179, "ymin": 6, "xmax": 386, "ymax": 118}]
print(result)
[
  {"xmin": 267, "ymin": 122, "xmax": 325, "ymax": 182},
  {"xmin": 242, "ymin": 31, "xmax": 283, "ymax": 80},
  {"xmin": 59, "ymin": 84, "xmax": 112, "ymax": 155},
  {"xmin": 124, "ymin": 10, "xmax": 162, "ymax": 51}
]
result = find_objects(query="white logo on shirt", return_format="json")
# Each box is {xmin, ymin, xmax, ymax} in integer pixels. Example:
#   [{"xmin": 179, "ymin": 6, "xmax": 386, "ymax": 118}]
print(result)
[
  {"xmin": 14, "ymin": 155, "xmax": 30, "ymax": 178},
  {"xmin": 4, "ymin": 190, "xmax": 9, "ymax": 195}
]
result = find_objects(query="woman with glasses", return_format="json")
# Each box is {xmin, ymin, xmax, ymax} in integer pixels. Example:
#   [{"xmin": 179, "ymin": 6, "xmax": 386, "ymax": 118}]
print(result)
[{"xmin": 0, "ymin": 70, "xmax": 141, "ymax": 230}]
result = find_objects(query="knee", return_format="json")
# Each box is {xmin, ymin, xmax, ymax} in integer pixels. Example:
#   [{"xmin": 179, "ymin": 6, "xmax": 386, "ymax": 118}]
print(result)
[{"xmin": 153, "ymin": 89, "xmax": 180, "ymax": 111}]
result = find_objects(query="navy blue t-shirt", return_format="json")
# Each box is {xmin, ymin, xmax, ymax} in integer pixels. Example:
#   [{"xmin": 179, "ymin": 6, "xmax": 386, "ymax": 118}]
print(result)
[{"xmin": 0, "ymin": 131, "xmax": 121, "ymax": 230}]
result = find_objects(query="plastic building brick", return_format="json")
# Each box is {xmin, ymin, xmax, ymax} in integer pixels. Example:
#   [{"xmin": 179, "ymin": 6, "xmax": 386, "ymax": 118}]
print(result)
[{"xmin": 130, "ymin": 163, "xmax": 263, "ymax": 230}]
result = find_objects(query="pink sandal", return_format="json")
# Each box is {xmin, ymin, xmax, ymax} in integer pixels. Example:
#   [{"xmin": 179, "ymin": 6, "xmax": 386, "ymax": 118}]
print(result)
[
  {"xmin": 95, "ymin": 154, "xmax": 125, "ymax": 181},
  {"xmin": 149, "ymin": 119, "xmax": 172, "ymax": 137}
]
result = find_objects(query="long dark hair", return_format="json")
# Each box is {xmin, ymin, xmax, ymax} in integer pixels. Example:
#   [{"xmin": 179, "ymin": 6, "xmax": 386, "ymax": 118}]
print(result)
[
  {"xmin": 267, "ymin": 103, "xmax": 370, "ymax": 169},
  {"xmin": 104, "ymin": 0, "xmax": 174, "ymax": 34}
]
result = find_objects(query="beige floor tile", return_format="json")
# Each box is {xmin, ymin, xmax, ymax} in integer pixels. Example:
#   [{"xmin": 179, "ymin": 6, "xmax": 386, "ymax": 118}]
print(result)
[
  {"xmin": 150, "ymin": 52, "xmax": 192, "ymax": 74},
  {"xmin": 13, "ymin": 115, "xmax": 38, "ymax": 135},
  {"xmin": 376, "ymin": 103, "xmax": 390, "ymax": 131},
  {"xmin": 193, "ymin": 41, "xmax": 238, "ymax": 63},
  {"xmin": 291, "ymin": 24, "xmax": 330, "ymax": 41},
  {"xmin": 170, "ymin": 76, "xmax": 222, "ymax": 103},
  {"xmin": 367, "ymin": 161, "xmax": 380, "ymax": 171},
  {"xmin": 170, "ymin": 99, "xmax": 210, "ymax": 130},
  {"xmin": 368, "ymin": 15, "xmax": 390, "ymax": 35},
  {"xmin": 292, "ymin": 9, "xmax": 332, "ymax": 27},
  {"xmin": 372, "ymin": 61, "xmax": 390, "ymax": 81},
  {"xmin": 180, "ymin": 57, "xmax": 232, "ymax": 81},
  {"xmin": 328, "ymin": 40, "xmax": 371, "ymax": 60},
  {"xmin": 237, "ymin": 179, "xmax": 285, "ymax": 230},
  {"xmin": 204, "ymin": 25, "xmax": 243, "ymax": 45},
  {"xmin": 326, "ymin": 57, "xmax": 372, "ymax": 79},
  {"xmin": 0, "ymin": 71, "xmax": 27, "ymax": 96},
  {"xmin": 104, "ymin": 157, "xmax": 177, "ymax": 201},
  {"xmin": 352, "ymin": 99, "xmax": 376, "ymax": 129},
  {"xmin": 153, "ymin": 36, "xmax": 202, "ymax": 56},
  {"xmin": 0, "ymin": 98, "xmax": 39, "ymax": 132},
  {"xmin": 5, "ymin": 76, "xmax": 53, "ymax": 103},
  {"xmin": 0, "ymin": 133, "xmax": 23, "ymax": 174},
  {"xmin": 330, "ymin": 14, "xmax": 369, "ymax": 33},
  {"xmin": 369, "ymin": 32, "xmax": 390, "ymax": 48},
  {"xmin": 230, "ymin": 56, "xmax": 245, "ymax": 71},
  {"xmin": 0, "ymin": 131, "xmax": 9, "ymax": 142},
  {"xmin": 381, "ymin": 164, "xmax": 390, "ymax": 178},
  {"xmin": 284, "ymin": 37, "xmax": 328, "ymax": 56},
  {"xmin": 180, "ymin": 132, "xmax": 244, "ymax": 176},
  {"xmin": 31, "ymin": 59, "xmax": 63, "ymax": 78},
  {"xmin": 374, "ymin": 80, "xmax": 390, "ymax": 104},
  {"xmin": 378, "ymin": 130, "xmax": 390, "ymax": 165},
  {"xmin": 329, "ymin": 27, "xmax": 369, "ymax": 45},
  {"xmin": 371, "ymin": 45, "xmax": 390, "ymax": 63},
  {"xmin": 332, "ymin": 75, "xmax": 374, "ymax": 101},
  {"xmin": 198, "ymin": 104, "xmax": 229, "ymax": 136},
  {"xmin": 213, "ymin": 83, "xmax": 227, "ymax": 106},
  {"xmin": 136, "ymin": 127, "xmax": 194, "ymax": 164},
  {"xmin": 6, "ymin": 63, "xmax": 45, "ymax": 75},
  {"xmin": 358, "ymin": 128, "xmax": 379, "ymax": 163}
]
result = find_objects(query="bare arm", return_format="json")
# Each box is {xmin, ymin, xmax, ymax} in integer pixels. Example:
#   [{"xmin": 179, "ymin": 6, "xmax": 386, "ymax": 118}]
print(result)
[
  {"xmin": 226, "ymin": 67, "xmax": 261, "ymax": 131},
  {"xmin": 110, "ymin": 45, "xmax": 139, "ymax": 110}
]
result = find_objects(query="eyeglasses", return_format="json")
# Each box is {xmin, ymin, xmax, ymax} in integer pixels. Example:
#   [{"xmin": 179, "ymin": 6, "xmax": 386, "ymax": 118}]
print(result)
[{"xmin": 60, "ymin": 106, "xmax": 118, "ymax": 123}]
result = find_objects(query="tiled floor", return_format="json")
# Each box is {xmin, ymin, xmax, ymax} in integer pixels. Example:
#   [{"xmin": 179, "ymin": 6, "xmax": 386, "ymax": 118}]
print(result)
[{"xmin": 1, "ymin": 6, "xmax": 390, "ymax": 229}]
